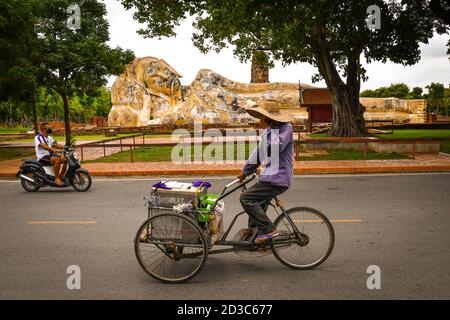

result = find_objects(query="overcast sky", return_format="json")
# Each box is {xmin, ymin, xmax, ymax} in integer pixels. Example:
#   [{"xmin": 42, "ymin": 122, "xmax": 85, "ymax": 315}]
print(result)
[{"xmin": 103, "ymin": 0, "xmax": 450, "ymax": 92}]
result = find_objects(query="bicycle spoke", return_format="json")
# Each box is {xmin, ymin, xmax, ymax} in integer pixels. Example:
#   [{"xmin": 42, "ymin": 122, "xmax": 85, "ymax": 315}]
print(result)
[{"xmin": 272, "ymin": 208, "xmax": 334, "ymax": 269}]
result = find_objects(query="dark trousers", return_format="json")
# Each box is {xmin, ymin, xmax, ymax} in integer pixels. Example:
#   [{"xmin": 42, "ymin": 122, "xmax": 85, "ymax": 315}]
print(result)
[{"xmin": 239, "ymin": 182, "xmax": 288, "ymax": 234}]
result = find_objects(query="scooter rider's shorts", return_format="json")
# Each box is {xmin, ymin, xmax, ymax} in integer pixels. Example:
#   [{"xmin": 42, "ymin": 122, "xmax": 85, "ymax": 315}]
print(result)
[{"xmin": 38, "ymin": 155, "xmax": 52, "ymax": 166}]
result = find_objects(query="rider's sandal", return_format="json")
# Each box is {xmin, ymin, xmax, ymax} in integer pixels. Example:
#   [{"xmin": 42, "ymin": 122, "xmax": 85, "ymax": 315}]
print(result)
[{"xmin": 255, "ymin": 230, "xmax": 280, "ymax": 244}]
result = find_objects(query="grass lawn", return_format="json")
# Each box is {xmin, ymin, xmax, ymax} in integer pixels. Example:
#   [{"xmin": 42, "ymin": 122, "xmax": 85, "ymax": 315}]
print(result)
[
  {"xmin": 373, "ymin": 129, "xmax": 450, "ymax": 139},
  {"xmin": 84, "ymin": 143, "xmax": 257, "ymax": 163},
  {"xmin": 0, "ymin": 133, "xmax": 179, "ymax": 143},
  {"xmin": 0, "ymin": 133, "xmax": 137, "ymax": 143},
  {"xmin": 0, "ymin": 127, "xmax": 32, "ymax": 134},
  {"xmin": 374, "ymin": 129, "xmax": 450, "ymax": 154},
  {"xmin": 310, "ymin": 129, "xmax": 450, "ymax": 139},
  {"xmin": 309, "ymin": 129, "xmax": 450, "ymax": 154},
  {"xmin": 308, "ymin": 133, "xmax": 334, "ymax": 139},
  {"xmin": 0, "ymin": 147, "xmax": 34, "ymax": 161},
  {"xmin": 298, "ymin": 149, "xmax": 410, "ymax": 161},
  {"xmin": 440, "ymin": 141, "xmax": 450, "ymax": 154},
  {"xmin": 84, "ymin": 142, "xmax": 408, "ymax": 163}
]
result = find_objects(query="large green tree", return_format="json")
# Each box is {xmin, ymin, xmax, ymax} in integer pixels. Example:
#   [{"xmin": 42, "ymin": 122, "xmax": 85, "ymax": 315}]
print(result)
[
  {"xmin": 121, "ymin": 0, "xmax": 448, "ymax": 136},
  {"xmin": 410, "ymin": 87, "xmax": 424, "ymax": 99},
  {"xmin": 444, "ymin": 85, "xmax": 450, "ymax": 116},
  {"xmin": 426, "ymin": 82, "xmax": 446, "ymax": 114},
  {"xmin": 430, "ymin": 0, "xmax": 450, "ymax": 24},
  {"xmin": 33, "ymin": 0, "xmax": 134, "ymax": 144},
  {"xmin": 429, "ymin": 0, "xmax": 450, "ymax": 59},
  {"xmin": 0, "ymin": 0, "xmax": 42, "ymax": 133}
]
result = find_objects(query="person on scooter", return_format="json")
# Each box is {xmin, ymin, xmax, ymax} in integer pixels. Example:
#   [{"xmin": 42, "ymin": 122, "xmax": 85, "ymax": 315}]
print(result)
[
  {"xmin": 237, "ymin": 105, "xmax": 293, "ymax": 244},
  {"xmin": 46, "ymin": 127, "xmax": 68, "ymax": 181},
  {"xmin": 34, "ymin": 123, "xmax": 66, "ymax": 186}
]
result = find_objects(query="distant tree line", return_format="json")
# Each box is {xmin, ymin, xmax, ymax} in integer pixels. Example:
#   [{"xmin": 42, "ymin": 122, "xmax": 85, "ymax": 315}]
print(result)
[
  {"xmin": 360, "ymin": 83, "xmax": 450, "ymax": 115},
  {"xmin": 0, "ymin": 87, "xmax": 112, "ymax": 127}
]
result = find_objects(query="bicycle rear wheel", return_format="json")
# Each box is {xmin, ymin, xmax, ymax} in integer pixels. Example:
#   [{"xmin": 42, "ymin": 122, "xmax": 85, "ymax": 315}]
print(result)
[
  {"xmin": 272, "ymin": 207, "xmax": 334, "ymax": 270},
  {"xmin": 134, "ymin": 212, "xmax": 208, "ymax": 283}
]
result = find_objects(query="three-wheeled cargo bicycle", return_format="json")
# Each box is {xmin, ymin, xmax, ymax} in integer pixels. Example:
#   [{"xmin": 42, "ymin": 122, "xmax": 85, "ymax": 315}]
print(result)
[{"xmin": 134, "ymin": 174, "xmax": 335, "ymax": 283}]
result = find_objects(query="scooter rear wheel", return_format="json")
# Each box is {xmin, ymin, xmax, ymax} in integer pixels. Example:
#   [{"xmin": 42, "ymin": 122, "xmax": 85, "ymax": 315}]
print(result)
[{"xmin": 20, "ymin": 172, "xmax": 40, "ymax": 192}]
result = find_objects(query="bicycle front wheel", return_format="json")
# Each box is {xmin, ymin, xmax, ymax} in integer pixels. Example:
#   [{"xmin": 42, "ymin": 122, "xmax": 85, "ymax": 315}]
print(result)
[
  {"xmin": 134, "ymin": 213, "xmax": 208, "ymax": 283},
  {"xmin": 272, "ymin": 207, "xmax": 335, "ymax": 270}
]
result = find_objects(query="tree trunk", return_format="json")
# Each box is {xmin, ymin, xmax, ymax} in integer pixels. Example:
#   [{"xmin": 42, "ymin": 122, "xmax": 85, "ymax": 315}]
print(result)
[
  {"xmin": 61, "ymin": 92, "xmax": 71, "ymax": 146},
  {"xmin": 329, "ymin": 85, "xmax": 368, "ymax": 137},
  {"xmin": 251, "ymin": 51, "xmax": 269, "ymax": 83},
  {"xmin": 311, "ymin": 24, "xmax": 368, "ymax": 137},
  {"xmin": 31, "ymin": 82, "xmax": 38, "ymax": 134}
]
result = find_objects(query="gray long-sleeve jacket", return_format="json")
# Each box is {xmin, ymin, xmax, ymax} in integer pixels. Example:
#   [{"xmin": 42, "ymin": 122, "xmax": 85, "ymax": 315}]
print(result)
[{"xmin": 242, "ymin": 122, "xmax": 293, "ymax": 187}]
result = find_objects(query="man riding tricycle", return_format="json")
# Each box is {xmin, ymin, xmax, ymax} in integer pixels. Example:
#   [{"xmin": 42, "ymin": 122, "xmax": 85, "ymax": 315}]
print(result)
[{"xmin": 134, "ymin": 105, "xmax": 335, "ymax": 283}]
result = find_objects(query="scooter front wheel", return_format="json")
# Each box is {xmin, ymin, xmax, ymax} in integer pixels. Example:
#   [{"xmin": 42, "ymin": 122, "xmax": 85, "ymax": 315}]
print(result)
[{"xmin": 72, "ymin": 170, "xmax": 92, "ymax": 192}]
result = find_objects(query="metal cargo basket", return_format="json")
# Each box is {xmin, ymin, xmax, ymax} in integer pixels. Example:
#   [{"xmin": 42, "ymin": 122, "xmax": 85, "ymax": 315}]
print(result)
[
  {"xmin": 147, "ymin": 186, "xmax": 208, "ymax": 218},
  {"xmin": 146, "ymin": 182, "xmax": 209, "ymax": 242}
]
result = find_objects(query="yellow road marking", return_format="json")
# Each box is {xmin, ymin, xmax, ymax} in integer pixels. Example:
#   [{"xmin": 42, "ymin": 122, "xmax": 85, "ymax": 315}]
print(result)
[
  {"xmin": 27, "ymin": 221, "xmax": 97, "ymax": 225},
  {"xmin": 294, "ymin": 219, "xmax": 362, "ymax": 223}
]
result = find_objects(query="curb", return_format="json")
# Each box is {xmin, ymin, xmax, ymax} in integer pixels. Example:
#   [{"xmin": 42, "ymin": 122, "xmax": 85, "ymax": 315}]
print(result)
[
  {"xmin": 86, "ymin": 166, "xmax": 450, "ymax": 176},
  {"xmin": 2, "ymin": 160, "xmax": 450, "ymax": 177},
  {"xmin": 3, "ymin": 167, "xmax": 449, "ymax": 177},
  {"xmin": 293, "ymin": 166, "xmax": 450, "ymax": 174}
]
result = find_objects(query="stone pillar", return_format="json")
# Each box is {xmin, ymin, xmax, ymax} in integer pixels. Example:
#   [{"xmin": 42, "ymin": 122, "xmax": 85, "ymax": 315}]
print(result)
[
  {"xmin": 251, "ymin": 51, "xmax": 269, "ymax": 83},
  {"xmin": 410, "ymin": 100, "xmax": 427, "ymax": 124}
]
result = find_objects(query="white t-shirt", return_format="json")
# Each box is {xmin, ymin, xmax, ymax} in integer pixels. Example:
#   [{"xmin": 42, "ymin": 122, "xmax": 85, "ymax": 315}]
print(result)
[{"xmin": 34, "ymin": 133, "xmax": 56, "ymax": 160}]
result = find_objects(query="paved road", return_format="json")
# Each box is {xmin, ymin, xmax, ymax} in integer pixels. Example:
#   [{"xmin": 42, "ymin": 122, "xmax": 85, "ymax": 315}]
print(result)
[{"xmin": 0, "ymin": 173, "xmax": 449, "ymax": 299}]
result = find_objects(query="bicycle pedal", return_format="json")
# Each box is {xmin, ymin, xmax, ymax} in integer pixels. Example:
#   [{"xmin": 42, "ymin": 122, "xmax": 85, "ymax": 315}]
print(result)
[{"xmin": 257, "ymin": 247, "xmax": 273, "ymax": 256}]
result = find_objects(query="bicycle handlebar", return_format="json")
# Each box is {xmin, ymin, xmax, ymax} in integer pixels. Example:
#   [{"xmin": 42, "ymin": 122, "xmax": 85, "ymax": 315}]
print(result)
[
  {"xmin": 209, "ymin": 173, "xmax": 257, "ymax": 213},
  {"xmin": 225, "ymin": 178, "xmax": 241, "ymax": 188},
  {"xmin": 220, "ymin": 173, "xmax": 256, "ymax": 196}
]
